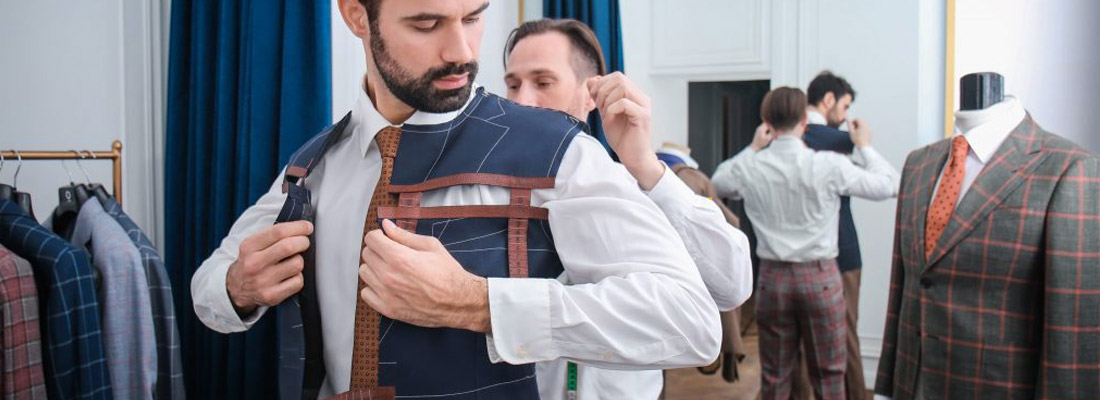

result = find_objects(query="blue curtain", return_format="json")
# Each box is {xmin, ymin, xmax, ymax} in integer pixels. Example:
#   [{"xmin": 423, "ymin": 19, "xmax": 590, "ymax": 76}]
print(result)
[
  {"xmin": 164, "ymin": 1, "xmax": 331, "ymax": 399},
  {"xmin": 544, "ymin": 0, "xmax": 624, "ymax": 158}
]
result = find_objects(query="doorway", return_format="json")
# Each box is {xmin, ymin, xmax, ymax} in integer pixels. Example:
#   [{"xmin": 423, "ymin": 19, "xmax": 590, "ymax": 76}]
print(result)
[{"xmin": 688, "ymin": 80, "xmax": 770, "ymax": 278}]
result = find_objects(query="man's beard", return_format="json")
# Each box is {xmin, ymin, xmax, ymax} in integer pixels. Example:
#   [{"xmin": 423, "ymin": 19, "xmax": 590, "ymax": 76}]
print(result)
[
  {"xmin": 827, "ymin": 106, "xmax": 844, "ymax": 128},
  {"xmin": 370, "ymin": 30, "xmax": 479, "ymax": 113}
]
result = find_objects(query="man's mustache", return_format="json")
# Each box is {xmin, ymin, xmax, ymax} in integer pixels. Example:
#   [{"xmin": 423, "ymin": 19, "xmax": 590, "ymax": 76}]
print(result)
[{"xmin": 423, "ymin": 62, "xmax": 479, "ymax": 82}]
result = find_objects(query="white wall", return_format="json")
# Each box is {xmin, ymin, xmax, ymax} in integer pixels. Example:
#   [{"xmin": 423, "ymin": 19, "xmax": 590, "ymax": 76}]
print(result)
[
  {"xmin": 331, "ymin": 0, "xmax": 521, "ymax": 118},
  {"xmin": 955, "ymin": 0, "xmax": 1100, "ymax": 151},
  {"xmin": 621, "ymin": 0, "xmax": 946, "ymax": 386},
  {"xmin": 0, "ymin": 1, "xmax": 164, "ymax": 245}
]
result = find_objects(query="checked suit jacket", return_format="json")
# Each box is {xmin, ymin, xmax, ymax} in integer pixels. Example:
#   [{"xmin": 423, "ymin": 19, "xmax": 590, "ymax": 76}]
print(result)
[{"xmin": 875, "ymin": 115, "xmax": 1100, "ymax": 399}]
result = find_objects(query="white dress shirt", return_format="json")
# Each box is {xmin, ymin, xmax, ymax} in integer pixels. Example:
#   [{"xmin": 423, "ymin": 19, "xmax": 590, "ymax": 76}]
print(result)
[
  {"xmin": 807, "ymin": 109, "xmax": 829, "ymax": 127},
  {"xmin": 711, "ymin": 136, "xmax": 899, "ymax": 262},
  {"xmin": 537, "ymin": 165, "xmax": 754, "ymax": 400},
  {"xmin": 931, "ymin": 96, "xmax": 1026, "ymax": 205},
  {"xmin": 190, "ymin": 86, "xmax": 722, "ymax": 399}
]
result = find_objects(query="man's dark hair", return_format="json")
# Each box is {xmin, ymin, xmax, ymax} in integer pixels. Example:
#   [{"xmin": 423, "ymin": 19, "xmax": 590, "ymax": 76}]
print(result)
[
  {"xmin": 761, "ymin": 87, "xmax": 808, "ymax": 132},
  {"xmin": 503, "ymin": 19, "xmax": 607, "ymax": 79},
  {"xmin": 807, "ymin": 70, "xmax": 856, "ymax": 106}
]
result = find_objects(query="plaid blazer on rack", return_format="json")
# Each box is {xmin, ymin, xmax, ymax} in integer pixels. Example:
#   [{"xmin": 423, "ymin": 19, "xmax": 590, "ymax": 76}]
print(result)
[{"xmin": 874, "ymin": 115, "xmax": 1100, "ymax": 399}]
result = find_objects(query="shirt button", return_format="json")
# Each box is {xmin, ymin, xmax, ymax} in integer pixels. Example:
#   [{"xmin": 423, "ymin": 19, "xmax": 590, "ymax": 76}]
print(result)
[
  {"xmin": 920, "ymin": 278, "xmax": 933, "ymax": 288},
  {"xmin": 517, "ymin": 347, "xmax": 528, "ymax": 358}
]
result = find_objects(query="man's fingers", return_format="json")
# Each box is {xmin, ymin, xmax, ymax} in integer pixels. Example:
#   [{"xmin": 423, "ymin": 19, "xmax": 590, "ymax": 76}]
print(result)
[
  {"xmin": 255, "ymin": 235, "xmax": 311, "ymax": 268},
  {"xmin": 364, "ymin": 227, "xmax": 411, "ymax": 264},
  {"xmin": 261, "ymin": 273, "xmax": 304, "ymax": 306},
  {"xmin": 360, "ymin": 245, "xmax": 386, "ymax": 284},
  {"xmin": 262, "ymin": 254, "xmax": 305, "ymax": 286},
  {"xmin": 242, "ymin": 221, "xmax": 313, "ymax": 253},
  {"xmin": 359, "ymin": 285, "xmax": 386, "ymax": 315},
  {"xmin": 381, "ymin": 219, "xmax": 441, "ymax": 251},
  {"xmin": 605, "ymin": 98, "xmax": 647, "ymax": 122},
  {"xmin": 359, "ymin": 262, "xmax": 384, "ymax": 292},
  {"xmin": 586, "ymin": 76, "xmax": 604, "ymax": 97}
]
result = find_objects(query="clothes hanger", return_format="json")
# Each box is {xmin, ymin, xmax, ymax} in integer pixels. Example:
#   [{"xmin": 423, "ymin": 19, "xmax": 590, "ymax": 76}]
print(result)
[
  {"xmin": 959, "ymin": 72, "xmax": 1004, "ymax": 111},
  {"xmin": 81, "ymin": 150, "xmax": 112, "ymax": 204},
  {"xmin": 0, "ymin": 151, "xmax": 37, "ymax": 220},
  {"xmin": 0, "ymin": 152, "xmax": 13, "ymax": 201},
  {"xmin": 51, "ymin": 157, "xmax": 87, "ymax": 238}
]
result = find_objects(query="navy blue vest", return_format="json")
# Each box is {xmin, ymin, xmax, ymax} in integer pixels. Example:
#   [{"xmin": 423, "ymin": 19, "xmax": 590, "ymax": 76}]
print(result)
[
  {"xmin": 803, "ymin": 124, "xmax": 862, "ymax": 271},
  {"xmin": 276, "ymin": 88, "xmax": 584, "ymax": 399}
]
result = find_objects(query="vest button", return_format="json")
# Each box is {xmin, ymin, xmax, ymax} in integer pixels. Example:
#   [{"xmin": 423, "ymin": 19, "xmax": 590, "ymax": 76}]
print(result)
[{"xmin": 920, "ymin": 278, "xmax": 933, "ymax": 289}]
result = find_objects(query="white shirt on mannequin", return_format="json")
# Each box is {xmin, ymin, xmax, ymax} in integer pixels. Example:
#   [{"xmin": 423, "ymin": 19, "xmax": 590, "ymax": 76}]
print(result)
[{"xmin": 931, "ymin": 96, "xmax": 1027, "ymax": 205}]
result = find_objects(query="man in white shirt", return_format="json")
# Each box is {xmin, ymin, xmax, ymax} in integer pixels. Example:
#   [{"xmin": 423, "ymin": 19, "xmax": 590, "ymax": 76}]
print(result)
[
  {"xmin": 190, "ymin": 1, "xmax": 721, "ymax": 398},
  {"xmin": 503, "ymin": 19, "xmax": 753, "ymax": 399},
  {"xmin": 711, "ymin": 87, "xmax": 898, "ymax": 400}
]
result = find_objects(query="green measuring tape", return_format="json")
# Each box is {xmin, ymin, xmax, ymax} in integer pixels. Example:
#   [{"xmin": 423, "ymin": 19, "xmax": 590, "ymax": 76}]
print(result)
[{"xmin": 566, "ymin": 361, "xmax": 578, "ymax": 399}]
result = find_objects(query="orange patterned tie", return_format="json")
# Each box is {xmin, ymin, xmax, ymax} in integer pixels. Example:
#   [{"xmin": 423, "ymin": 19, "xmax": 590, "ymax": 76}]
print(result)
[
  {"xmin": 925, "ymin": 136, "xmax": 969, "ymax": 258},
  {"xmin": 346, "ymin": 126, "xmax": 402, "ymax": 398}
]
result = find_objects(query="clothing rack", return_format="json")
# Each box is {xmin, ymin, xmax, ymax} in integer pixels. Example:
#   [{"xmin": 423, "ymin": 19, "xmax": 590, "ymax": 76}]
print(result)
[{"xmin": 1, "ymin": 141, "xmax": 124, "ymax": 205}]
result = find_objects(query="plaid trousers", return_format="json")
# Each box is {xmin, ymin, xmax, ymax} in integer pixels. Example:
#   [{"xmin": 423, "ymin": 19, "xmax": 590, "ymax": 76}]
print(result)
[{"xmin": 757, "ymin": 259, "xmax": 847, "ymax": 400}]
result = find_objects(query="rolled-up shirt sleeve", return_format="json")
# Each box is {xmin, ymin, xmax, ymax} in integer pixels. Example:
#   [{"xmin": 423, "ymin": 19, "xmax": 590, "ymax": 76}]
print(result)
[
  {"xmin": 832, "ymin": 146, "xmax": 900, "ymax": 201},
  {"xmin": 645, "ymin": 166, "xmax": 752, "ymax": 311},
  {"xmin": 190, "ymin": 172, "xmax": 286, "ymax": 333},
  {"xmin": 711, "ymin": 147, "xmax": 757, "ymax": 200},
  {"xmin": 484, "ymin": 135, "xmax": 722, "ymax": 370}
]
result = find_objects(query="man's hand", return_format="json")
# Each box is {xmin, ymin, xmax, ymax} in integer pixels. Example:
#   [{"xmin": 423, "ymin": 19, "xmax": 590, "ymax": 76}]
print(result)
[
  {"xmin": 750, "ymin": 123, "xmax": 773, "ymax": 151},
  {"xmin": 360, "ymin": 219, "xmax": 491, "ymax": 333},
  {"xmin": 226, "ymin": 221, "xmax": 313, "ymax": 316},
  {"xmin": 587, "ymin": 72, "xmax": 664, "ymax": 190},
  {"xmin": 849, "ymin": 118, "xmax": 871, "ymax": 148}
]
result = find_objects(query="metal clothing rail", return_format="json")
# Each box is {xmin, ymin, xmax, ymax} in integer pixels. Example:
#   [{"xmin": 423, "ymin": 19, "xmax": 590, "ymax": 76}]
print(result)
[{"xmin": 1, "ymin": 141, "xmax": 124, "ymax": 205}]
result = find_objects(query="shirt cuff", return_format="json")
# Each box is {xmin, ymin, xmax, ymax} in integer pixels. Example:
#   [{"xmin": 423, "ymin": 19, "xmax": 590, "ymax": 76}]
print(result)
[
  {"xmin": 645, "ymin": 164, "xmax": 699, "ymax": 209},
  {"xmin": 206, "ymin": 261, "xmax": 267, "ymax": 331},
  {"xmin": 484, "ymin": 278, "xmax": 554, "ymax": 364},
  {"xmin": 850, "ymin": 147, "xmax": 869, "ymax": 166}
]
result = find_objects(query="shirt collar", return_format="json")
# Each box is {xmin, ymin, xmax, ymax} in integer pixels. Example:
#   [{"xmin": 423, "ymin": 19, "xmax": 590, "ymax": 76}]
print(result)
[
  {"xmin": 807, "ymin": 108, "xmax": 828, "ymax": 126},
  {"xmin": 954, "ymin": 96, "xmax": 1025, "ymax": 164},
  {"xmin": 352, "ymin": 79, "xmax": 481, "ymax": 157},
  {"xmin": 770, "ymin": 135, "xmax": 808, "ymax": 151}
]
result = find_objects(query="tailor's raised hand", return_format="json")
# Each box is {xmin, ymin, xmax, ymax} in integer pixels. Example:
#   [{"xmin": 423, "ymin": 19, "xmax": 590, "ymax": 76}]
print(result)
[
  {"xmin": 360, "ymin": 219, "xmax": 491, "ymax": 333},
  {"xmin": 750, "ymin": 123, "xmax": 773, "ymax": 151},
  {"xmin": 587, "ymin": 72, "xmax": 664, "ymax": 190}
]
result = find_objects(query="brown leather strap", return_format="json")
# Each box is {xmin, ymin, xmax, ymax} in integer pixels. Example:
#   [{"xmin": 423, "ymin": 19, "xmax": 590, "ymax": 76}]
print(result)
[
  {"xmin": 376, "ymin": 205, "xmax": 549, "ymax": 220},
  {"xmin": 395, "ymin": 192, "xmax": 421, "ymax": 231},
  {"xmin": 508, "ymin": 189, "xmax": 531, "ymax": 278},
  {"xmin": 349, "ymin": 126, "xmax": 402, "ymax": 393},
  {"xmin": 328, "ymin": 387, "xmax": 396, "ymax": 400},
  {"xmin": 388, "ymin": 173, "xmax": 556, "ymax": 193},
  {"xmin": 287, "ymin": 165, "xmax": 309, "ymax": 179}
]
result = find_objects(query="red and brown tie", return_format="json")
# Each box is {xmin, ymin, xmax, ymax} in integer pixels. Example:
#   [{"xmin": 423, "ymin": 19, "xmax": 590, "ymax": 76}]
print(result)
[
  {"xmin": 343, "ymin": 126, "xmax": 402, "ymax": 399},
  {"xmin": 925, "ymin": 135, "xmax": 969, "ymax": 258}
]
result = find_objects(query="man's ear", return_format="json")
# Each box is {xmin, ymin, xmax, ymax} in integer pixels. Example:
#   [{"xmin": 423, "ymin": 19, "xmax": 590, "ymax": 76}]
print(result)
[
  {"xmin": 584, "ymin": 88, "xmax": 597, "ymax": 114},
  {"xmin": 339, "ymin": 0, "xmax": 370, "ymax": 39},
  {"xmin": 822, "ymin": 91, "xmax": 836, "ymax": 110}
]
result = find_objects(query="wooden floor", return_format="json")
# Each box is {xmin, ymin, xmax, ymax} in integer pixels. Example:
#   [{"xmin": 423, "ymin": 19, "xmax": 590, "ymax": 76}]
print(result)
[{"xmin": 662, "ymin": 309, "xmax": 874, "ymax": 399}]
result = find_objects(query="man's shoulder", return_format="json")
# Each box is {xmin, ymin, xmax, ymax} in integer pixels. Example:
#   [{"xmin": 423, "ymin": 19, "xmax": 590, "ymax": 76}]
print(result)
[
  {"xmin": 475, "ymin": 90, "xmax": 589, "ymax": 137},
  {"xmin": 804, "ymin": 124, "xmax": 854, "ymax": 153}
]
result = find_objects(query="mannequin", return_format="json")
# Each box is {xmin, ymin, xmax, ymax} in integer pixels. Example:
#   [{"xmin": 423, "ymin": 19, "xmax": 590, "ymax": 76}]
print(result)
[
  {"xmin": 875, "ymin": 72, "xmax": 1100, "ymax": 399},
  {"xmin": 955, "ymin": 72, "xmax": 1023, "ymax": 136}
]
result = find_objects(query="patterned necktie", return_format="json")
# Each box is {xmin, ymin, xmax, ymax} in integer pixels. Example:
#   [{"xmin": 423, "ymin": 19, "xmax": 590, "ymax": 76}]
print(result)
[
  {"xmin": 349, "ymin": 126, "xmax": 403, "ymax": 393},
  {"xmin": 925, "ymin": 135, "xmax": 969, "ymax": 258}
]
